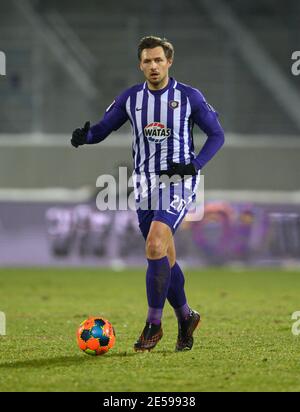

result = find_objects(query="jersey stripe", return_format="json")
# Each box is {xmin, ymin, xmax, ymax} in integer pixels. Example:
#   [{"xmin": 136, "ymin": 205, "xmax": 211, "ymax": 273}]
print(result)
[
  {"xmin": 128, "ymin": 93, "xmax": 140, "ymax": 173},
  {"xmin": 184, "ymin": 97, "xmax": 192, "ymax": 164},
  {"xmin": 134, "ymin": 90, "xmax": 144, "ymax": 172},
  {"xmin": 189, "ymin": 117, "xmax": 195, "ymax": 158},
  {"xmin": 128, "ymin": 94, "xmax": 142, "ymax": 203},
  {"xmin": 126, "ymin": 96, "xmax": 136, "ymax": 169},
  {"xmin": 164, "ymin": 87, "xmax": 174, "ymax": 170},
  {"xmin": 155, "ymin": 91, "xmax": 171, "ymax": 171},
  {"xmin": 172, "ymin": 88, "xmax": 181, "ymax": 163},
  {"xmin": 147, "ymin": 92, "xmax": 156, "ymax": 173},
  {"xmin": 141, "ymin": 89, "xmax": 150, "ymax": 174},
  {"xmin": 179, "ymin": 92, "xmax": 187, "ymax": 164}
]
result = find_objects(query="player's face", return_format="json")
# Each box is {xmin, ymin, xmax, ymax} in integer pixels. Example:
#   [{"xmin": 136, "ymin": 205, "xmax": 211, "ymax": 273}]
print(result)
[{"xmin": 139, "ymin": 46, "xmax": 172, "ymax": 89}]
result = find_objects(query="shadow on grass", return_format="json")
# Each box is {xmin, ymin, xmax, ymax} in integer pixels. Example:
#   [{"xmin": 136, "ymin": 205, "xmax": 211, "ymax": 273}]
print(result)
[
  {"xmin": 0, "ymin": 355, "xmax": 94, "ymax": 370},
  {"xmin": 0, "ymin": 349, "xmax": 175, "ymax": 369}
]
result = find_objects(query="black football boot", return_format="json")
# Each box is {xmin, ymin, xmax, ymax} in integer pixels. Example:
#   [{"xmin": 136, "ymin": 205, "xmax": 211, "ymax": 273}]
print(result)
[
  {"xmin": 175, "ymin": 310, "xmax": 201, "ymax": 352},
  {"xmin": 134, "ymin": 322, "xmax": 163, "ymax": 352}
]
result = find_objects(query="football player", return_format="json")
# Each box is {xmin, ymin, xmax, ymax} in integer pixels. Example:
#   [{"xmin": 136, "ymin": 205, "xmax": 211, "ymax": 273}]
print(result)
[{"xmin": 71, "ymin": 36, "xmax": 225, "ymax": 351}]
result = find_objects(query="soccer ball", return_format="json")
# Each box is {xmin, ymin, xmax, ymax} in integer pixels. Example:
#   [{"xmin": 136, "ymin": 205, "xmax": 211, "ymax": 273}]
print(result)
[{"xmin": 77, "ymin": 317, "xmax": 116, "ymax": 355}]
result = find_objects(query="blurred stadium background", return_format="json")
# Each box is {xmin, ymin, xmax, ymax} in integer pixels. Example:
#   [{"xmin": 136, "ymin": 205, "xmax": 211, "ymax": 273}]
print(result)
[{"xmin": 0, "ymin": 0, "xmax": 300, "ymax": 268}]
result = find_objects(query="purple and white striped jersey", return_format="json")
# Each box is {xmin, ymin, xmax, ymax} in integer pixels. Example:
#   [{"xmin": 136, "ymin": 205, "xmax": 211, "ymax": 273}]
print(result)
[{"xmin": 87, "ymin": 77, "xmax": 224, "ymax": 174}]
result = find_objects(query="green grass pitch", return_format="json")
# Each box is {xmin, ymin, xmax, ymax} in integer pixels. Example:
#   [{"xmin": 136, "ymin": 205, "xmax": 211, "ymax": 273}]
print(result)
[{"xmin": 0, "ymin": 267, "xmax": 300, "ymax": 392}]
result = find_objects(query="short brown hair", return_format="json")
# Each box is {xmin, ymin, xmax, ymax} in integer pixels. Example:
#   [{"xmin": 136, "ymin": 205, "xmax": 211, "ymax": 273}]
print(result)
[{"xmin": 138, "ymin": 36, "xmax": 174, "ymax": 61}]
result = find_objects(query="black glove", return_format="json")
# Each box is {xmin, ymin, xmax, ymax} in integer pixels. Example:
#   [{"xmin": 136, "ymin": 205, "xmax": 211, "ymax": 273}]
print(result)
[
  {"xmin": 71, "ymin": 121, "xmax": 90, "ymax": 148},
  {"xmin": 159, "ymin": 161, "xmax": 197, "ymax": 179}
]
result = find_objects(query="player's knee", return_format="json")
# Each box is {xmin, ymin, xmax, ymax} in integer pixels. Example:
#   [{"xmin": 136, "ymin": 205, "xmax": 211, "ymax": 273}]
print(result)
[{"xmin": 146, "ymin": 237, "xmax": 166, "ymax": 260}]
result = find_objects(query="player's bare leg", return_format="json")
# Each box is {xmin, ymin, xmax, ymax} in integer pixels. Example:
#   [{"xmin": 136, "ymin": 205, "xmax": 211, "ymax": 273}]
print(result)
[
  {"xmin": 134, "ymin": 221, "xmax": 173, "ymax": 352},
  {"xmin": 166, "ymin": 236, "xmax": 176, "ymax": 267},
  {"xmin": 146, "ymin": 221, "xmax": 173, "ymax": 260},
  {"xmin": 167, "ymin": 237, "xmax": 201, "ymax": 351}
]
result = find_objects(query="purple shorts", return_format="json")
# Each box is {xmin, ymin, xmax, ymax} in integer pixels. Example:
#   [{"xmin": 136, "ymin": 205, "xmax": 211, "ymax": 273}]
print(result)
[{"xmin": 136, "ymin": 173, "xmax": 201, "ymax": 239}]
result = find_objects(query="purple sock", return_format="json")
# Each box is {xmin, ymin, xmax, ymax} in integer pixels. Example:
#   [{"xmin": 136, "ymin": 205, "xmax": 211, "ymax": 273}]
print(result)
[
  {"xmin": 167, "ymin": 262, "xmax": 190, "ymax": 320},
  {"xmin": 146, "ymin": 256, "xmax": 171, "ymax": 325},
  {"xmin": 174, "ymin": 303, "xmax": 191, "ymax": 321}
]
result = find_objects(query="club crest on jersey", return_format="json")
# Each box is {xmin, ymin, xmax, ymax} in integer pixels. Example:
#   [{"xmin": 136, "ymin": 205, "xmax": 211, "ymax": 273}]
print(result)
[
  {"xmin": 144, "ymin": 122, "xmax": 171, "ymax": 144},
  {"xmin": 169, "ymin": 100, "xmax": 179, "ymax": 109}
]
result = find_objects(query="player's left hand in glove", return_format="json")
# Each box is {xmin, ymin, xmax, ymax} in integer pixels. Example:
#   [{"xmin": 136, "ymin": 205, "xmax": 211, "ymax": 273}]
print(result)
[
  {"xmin": 160, "ymin": 161, "xmax": 197, "ymax": 179},
  {"xmin": 71, "ymin": 121, "xmax": 90, "ymax": 148}
]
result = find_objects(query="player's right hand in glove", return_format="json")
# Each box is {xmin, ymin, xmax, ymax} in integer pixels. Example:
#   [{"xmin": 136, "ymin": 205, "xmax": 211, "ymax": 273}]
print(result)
[{"xmin": 71, "ymin": 121, "xmax": 90, "ymax": 148}]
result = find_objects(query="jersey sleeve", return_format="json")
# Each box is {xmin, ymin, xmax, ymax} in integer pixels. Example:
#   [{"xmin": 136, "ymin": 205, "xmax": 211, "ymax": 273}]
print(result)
[
  {"xmin": 187, "ymin": 87, "xmax": 225, "ymax": 170},
  {"xmin": 86, "ymin": 90, "xmax": 129, "ymax": 144}
]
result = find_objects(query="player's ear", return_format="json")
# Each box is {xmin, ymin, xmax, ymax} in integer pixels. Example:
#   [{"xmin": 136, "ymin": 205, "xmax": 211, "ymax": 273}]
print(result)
[{"xmin": 167, "ymin": 59, "xmax": 173, "ymax": 69}]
